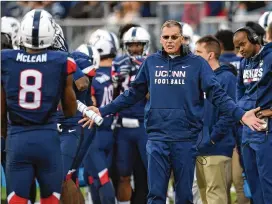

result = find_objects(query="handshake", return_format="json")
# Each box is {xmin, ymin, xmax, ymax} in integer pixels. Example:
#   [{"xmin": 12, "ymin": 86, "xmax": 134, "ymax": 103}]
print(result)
[{"xmin": 77, "ymin": 103, "xmax": 267, "ymax": 132}]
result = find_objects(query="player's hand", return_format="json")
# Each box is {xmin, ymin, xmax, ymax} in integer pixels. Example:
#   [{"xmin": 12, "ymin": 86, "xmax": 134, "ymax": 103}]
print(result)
[
  {"xmin": 131, "ymin": 56, "xmax": 146, "ymax": 71},
  {"xmin": 78, "ymin": 106, "xmax": 101, "ymax": 129},
  {"xmin": 119, "ymin": 64, "xmax": 131, "ymax": 76},
  {"xmin": 241, "ymin": 107, "xmax": 266, "ymax": 131},
  {"xmin": 112, "ymin": 74, "xmax": 126, "ymax": 89},
  {"xmin": 256, "ymin": 109, "xmax": 272, "ymax": 119}
]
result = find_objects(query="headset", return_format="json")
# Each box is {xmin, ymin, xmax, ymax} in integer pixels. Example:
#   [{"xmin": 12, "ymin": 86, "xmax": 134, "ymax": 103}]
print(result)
[{"xmin": 234, "ymin": 26, "xmax": 262, "ymax": 45}]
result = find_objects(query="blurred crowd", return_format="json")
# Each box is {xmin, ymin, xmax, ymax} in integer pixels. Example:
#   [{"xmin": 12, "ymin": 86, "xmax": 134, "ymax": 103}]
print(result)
[
  {"xmin": 2, "ymin": 1, "xmax": 272, "ymax": 53},
  {"xmin": 0, "ymin": 1, "xmax": 156, "ymax": 20},
  {"xmin": 2, "ymin": 1, "xmax": 272, "ymax": 21}
]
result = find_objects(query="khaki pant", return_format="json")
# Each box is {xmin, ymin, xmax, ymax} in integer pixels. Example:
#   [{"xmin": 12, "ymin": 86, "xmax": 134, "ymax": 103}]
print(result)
[
  {"xmin": 231, "ymin": 148, "xmax": 251, "ymax": 204},
  {"xmin": 196, "ymin": 155, "xmax": 232, "ymax": 204},
  {"xmin": 193, "ymin": 167, "xmax": 203, "ymax": 204}
]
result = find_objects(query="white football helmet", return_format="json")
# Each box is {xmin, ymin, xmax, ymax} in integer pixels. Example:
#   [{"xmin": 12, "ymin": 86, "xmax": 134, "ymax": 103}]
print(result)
[
  {"xmin": 180, "ymin": 22, "xmax": 194, "ymax": 44},
  {"xmin": 91, "ymin": 38, "xmax": 117, "ymax": 59},
  {"xmin": 123, "ymin": 27, "xmax": 150, "ymax": 56},
  {"xmin": 88, "ymin": 29, "xmax": 119, "ymax": 53},
  {"xmin": 76, "ymin": 44, "xmax": 100, "ymax": 69},
  {"xmin": 1, "ymin": 18, "xmax": 13, "ymax": 36},
  {"xmin": 191, "ymin": 34, "xmax": 201, "ymax": 52},
  {"xmin": 258, "ymin": 11, "xmax": 272, "ymax": 30},
  {"xmin": 1, "ymin": 16, "xmax": 20, "ymax": 49},
  {"xmin": 20, "ymin": 9, "xmax": 56, "ymax": 49}
]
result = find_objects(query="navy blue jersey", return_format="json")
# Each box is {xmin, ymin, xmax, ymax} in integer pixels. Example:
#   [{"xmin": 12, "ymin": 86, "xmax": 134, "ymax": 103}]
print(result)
[
  {"xmin": 112, "ymin": 55, "xmax": 147, "ymax": 121},
  {"xmin": 57, "ymin": 51, "xmax": 95, "ymax": 127},
  {"xmin": 1, "ymin": 49, "xmax": 76, "ymax": 130},
  {"xmin": 92, "ymin": 66, "xmax": 113, "ymax": 127},
  {"xmin": 92, "ymin": 67, "xmax": 112, "ymax": 108},
  {"xmin": 72, "ymin": 51, "xmax": 96, "ymax": 105}
]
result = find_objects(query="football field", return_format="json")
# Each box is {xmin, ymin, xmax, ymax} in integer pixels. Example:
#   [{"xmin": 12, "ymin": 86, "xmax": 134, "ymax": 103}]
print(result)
[
  {"xmin": 1, "ymin": 186, "xmax": 237, "ymax": 204},
  {"xmin": 1, "ymin": 164, "xmax": 237, "ymax": 204}
]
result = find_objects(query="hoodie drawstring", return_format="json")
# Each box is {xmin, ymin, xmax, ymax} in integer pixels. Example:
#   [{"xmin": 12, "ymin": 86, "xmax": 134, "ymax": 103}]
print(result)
[{"xmin": 168, "ymin": 57, "xmax": 172, "ymax": 85}]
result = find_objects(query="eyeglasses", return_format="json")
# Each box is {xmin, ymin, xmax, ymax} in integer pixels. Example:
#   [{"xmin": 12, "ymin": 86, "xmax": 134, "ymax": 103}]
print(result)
[{"xmin": 161, "ymin": 35, "xmax": 181, "ymax": 40}]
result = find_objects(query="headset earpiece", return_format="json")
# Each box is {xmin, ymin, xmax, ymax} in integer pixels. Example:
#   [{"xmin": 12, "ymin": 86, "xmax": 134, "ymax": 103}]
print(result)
[{"xmin": 234, "ymin": 26, "xmax": 261, "ymax": 44}]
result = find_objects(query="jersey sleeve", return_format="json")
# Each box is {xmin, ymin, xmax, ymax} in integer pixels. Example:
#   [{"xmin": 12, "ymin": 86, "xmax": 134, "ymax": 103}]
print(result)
[
  {"xmin": 67, "ymin": 56, "xmax": 77, "ymax": 75},
  {"xmin": 73, "ymin": 65, "xmax": 85, "ymax": 81},
  {"xmin": 72, "ymin": 51, "xmax": 97, "ymax": 77},
  {"xmin": 75, "ymin": 57, "xmax": 97, "ymax": 77},
  {"xmin": 82, "ymin": 66, "xmax": 96, "ymax": 77}
]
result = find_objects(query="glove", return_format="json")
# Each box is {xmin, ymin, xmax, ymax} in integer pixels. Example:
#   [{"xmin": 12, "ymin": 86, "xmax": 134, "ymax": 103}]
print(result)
[
  {"xmin": 112, "ymin": 73, "xmax": 126, "ymax": 89},
  {"xmin": 130, "ymin": 56, "xmax": 146, "ymax": 71},
  {"xmin": 131, "ymin": 56, "xmax": 146, "ymax": 65},
  {"xmin": 119, "ymin": 64, "xmax": 131, "ymax": 76}
]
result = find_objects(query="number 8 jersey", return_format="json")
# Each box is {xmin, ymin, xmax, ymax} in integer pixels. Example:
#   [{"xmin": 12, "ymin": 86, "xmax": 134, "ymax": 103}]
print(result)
[{"xmin": 1, "ymin": 49, "xmax": 76, "ymax": 129}]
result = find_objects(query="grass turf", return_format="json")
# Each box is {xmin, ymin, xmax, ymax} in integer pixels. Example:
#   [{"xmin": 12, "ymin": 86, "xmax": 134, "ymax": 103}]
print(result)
[{"xmin": 1, "ymin": 187, "xmax": 238, "ymax": 203}]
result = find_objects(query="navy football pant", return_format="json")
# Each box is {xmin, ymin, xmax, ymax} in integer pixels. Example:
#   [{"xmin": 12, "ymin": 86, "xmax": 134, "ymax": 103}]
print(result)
[
  {"xmin": 131, "ymin": 148, "xmax": 148, "ymax": 204},
  {"xmin": 2, "ymin": 137, "xmax": 36, "ymax": 204},
  {"xmin": 59, "ymin": 125, "xmax": 82, "ymax": 177},
  {"xmin": 84, "ymin": 127, "xmax": 115, "ymax": 204},
  {"xmin": 146, "ymin": 140, "xmax": 196, "ymax": 204},
  {"xmin": 115, "ymin": 122, "xmax": 148, "ymax": 176},
  {"xmin": 5, "ymin": 129, "xmax": 62, "ymax": 200},
  {"xmin": 72, "ymin": 127, "xmax": 95, "ymax": 170},
  {"xmin": 242, "ymin": 132, "xmax": 272, "ymax": 204}
]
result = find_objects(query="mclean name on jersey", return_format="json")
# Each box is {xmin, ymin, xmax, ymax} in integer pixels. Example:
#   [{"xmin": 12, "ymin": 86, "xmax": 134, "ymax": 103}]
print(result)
[{"xmin": 16, "ymin": 53, "xmax": 47, "ymax": 63}]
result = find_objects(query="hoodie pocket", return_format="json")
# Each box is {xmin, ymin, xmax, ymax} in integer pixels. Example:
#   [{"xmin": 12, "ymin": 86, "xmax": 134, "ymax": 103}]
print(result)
[
  {"xmin": 147, "ymin": 108, "xmax": 190, "ymax": 132},
  {"xmin": 238, "ymin": 96, "xmax": 256, "ymax": 111},
  {"xmin": 197, "ymin": 126, "xmax": 213, "ymax": 153}
]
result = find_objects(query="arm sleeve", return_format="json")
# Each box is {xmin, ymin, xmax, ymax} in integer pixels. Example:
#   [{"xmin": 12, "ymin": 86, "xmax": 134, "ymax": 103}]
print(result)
[
  {"xmin": 72, "ymin": 51, "xmax": 96, "ymax": 77},
  {"xmin": 76, "ymin": 57, "xmax": 96, "ymax": 77},
  {"xmin": 200, "ymin": 60, "xmax": 245, "ymax": 122},
  {"xmin": 99, "ymin": 60, "xmax": 149, "ymax": 117},
  {"xmin": 210, "ymin": 73, "xmax": 237, "ymax": 142},
  {"xmin": 73, "ymin": 65, "xmax": 85, "ymax": 81},
  {"xmin": 67, "ymin": 56, "xmax": 77, "ymax": 75}
]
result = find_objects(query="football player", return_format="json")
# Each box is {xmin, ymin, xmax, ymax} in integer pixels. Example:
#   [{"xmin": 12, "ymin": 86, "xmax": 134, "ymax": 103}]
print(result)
[
  {"xmin": 111, "ymin": 26, "xmax": 150, "ymax": 204},
  {"xmin": 1, "ymin": 9, "xmax": 77, "ymax": 204}
]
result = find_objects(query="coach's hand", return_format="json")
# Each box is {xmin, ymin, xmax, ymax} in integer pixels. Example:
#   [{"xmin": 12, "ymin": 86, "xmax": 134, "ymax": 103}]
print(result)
[
  {"xmin": 78, "ymin": 106, "xmax": 101, "ymax": 129},
  {"xmin": 241, "ymin": 107, "xmax": 266, "ymax": 131}
]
